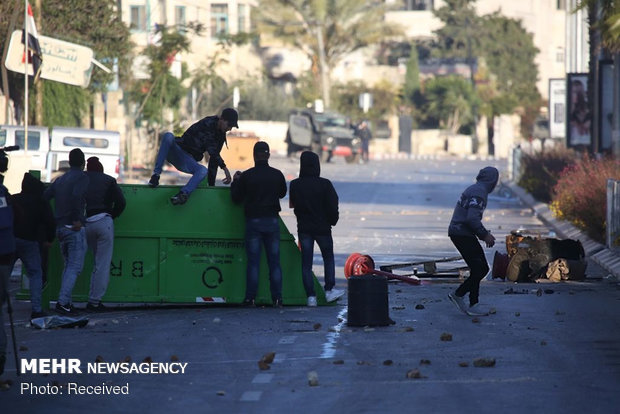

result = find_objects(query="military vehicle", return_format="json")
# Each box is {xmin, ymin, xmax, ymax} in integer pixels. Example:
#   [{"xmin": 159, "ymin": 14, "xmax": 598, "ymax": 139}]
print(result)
[{"xmin": 285, "ymin": 109, "xmax": 361, "ymax": 163}]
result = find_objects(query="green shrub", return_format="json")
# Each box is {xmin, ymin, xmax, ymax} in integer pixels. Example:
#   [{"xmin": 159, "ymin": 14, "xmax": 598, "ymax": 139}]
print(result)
[
  {"xmin": 518, "ymin": 146, "xmax": 577, "ymax": 203},
  {"xmin": 551, "ymin": 156, "xmax": 620, "ymax": 243}
]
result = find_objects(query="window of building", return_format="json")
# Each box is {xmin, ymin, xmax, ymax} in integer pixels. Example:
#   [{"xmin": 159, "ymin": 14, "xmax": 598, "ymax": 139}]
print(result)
[
  {"xmin": 176, "ymin": 6, "xmax": 186, "ymax": 33},
  {"xmin": 130, "ymin": 5, "xmax": 147, "ymax": 31},
  {"xmin": 211, "ymin": 4, "xmax": 229, "ymax": 38},
  {"xmin": 556, "ymin": 47, "xmax": 565, "ymax": 63},
  {"xmin": 557, "ymin": 0, "xmax": 566, "ymax": 10},
  {"xmin": 238, "ymin": 4, "xmax": 247, "ymax": 33},
  {"xmin": 403, "ymin": 0, "xmax": 433, "ymax": 11}
]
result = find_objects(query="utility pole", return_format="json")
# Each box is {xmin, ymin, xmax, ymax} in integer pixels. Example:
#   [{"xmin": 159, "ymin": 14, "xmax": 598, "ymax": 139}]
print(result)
[
  {"xmin": 34, "ymin": 0, "xmax": 42, "ymax": 125},
  {"xmin": 315, "ymin": 23, "xmax": 330, "ymax": 109},
  {"xmin": 466, "ymin": 17, "xmax": 478, "ymax": 154}
]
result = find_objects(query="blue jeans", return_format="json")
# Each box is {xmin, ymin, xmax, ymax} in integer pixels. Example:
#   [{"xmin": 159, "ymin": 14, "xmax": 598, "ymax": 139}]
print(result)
[
  {"xmin": 153, "ymin": 132, "xmax": 208, "ymax": 194},
  {"xmin": 57, "ymin": 227, "xmax": 87, "ymax": 305},
  {"xmin": 13, "ymin": 238, "xmax": 43, "ymax": 312},
  {"xmin": 299, "ymin": 232, "xmax": 336, "ymax": 297},
  {"xmin": 0, "ymin": 262, "xmax": 11, "ymax": 359},
  {"xmin": 244, "ymin": 217, "xmax": 282, "ymax": 302}
]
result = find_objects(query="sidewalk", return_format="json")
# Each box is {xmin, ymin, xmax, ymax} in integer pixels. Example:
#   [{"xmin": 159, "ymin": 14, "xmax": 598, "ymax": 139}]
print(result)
[{"xmin": 506, "ymin": 181, "xmax": 620, "ymax": 280}]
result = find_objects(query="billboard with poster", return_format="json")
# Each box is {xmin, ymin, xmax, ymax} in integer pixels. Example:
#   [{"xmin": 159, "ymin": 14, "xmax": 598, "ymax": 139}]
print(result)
[
  {"xmin": 548, "ymin": 79, "xmax": 566, "ymax": 139},
  {"xmin": 566, "ymin": 73, "xmax": 591, "ymax": 148}
]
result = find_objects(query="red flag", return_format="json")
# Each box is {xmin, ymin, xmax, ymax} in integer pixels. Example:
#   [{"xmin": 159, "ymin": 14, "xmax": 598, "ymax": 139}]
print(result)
[{"xmin": 21, "ymin": 2, "xmax": 43, "ymax": 81}]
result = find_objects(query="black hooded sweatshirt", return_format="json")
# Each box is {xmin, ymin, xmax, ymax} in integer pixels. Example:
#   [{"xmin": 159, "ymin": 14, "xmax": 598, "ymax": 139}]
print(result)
[
  {"xmin": 12, "ymin": 172, "xmax": 55, "ymax": 242},
  {"xmin": 289, "ymin": 151, "xmax": 339, "ymax": 235}
]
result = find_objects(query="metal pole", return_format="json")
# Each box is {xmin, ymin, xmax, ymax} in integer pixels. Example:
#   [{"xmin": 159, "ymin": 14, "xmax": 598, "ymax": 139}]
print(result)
[
  {"xmin": 23, "ymin": 0, "xmax": 28, "ymax": 152},
  {"xmin": 315, "ymin": 24, "xmax": 329, "ymax": 109}
]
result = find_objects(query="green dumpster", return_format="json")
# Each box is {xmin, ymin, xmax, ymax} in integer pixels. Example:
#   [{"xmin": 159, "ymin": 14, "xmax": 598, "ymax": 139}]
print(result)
[{"xmin": 21, "ymin": 183, "xmax": 328, "ymax": 307}]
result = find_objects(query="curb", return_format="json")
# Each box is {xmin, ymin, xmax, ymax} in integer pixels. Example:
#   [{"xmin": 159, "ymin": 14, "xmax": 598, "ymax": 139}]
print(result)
[{"xmin": 505, "ymin": 181, "xmax": 620, "ymax": 279}]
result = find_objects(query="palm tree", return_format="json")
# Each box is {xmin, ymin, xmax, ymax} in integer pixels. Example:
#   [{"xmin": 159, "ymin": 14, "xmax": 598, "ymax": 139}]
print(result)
[{"xmin": 255, "ymin": 0, "xmax": 403, "ymax": 108}]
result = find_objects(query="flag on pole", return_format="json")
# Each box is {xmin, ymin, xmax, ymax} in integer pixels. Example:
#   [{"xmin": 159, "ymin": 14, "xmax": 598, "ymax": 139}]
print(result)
[{"xmin": 21, "ymin": 2, "xmax": 43, "ymax": 81}]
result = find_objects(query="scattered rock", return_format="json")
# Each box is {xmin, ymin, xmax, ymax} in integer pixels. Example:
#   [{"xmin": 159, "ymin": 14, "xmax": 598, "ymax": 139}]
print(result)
[
  {"xmin": 0, "ymin": 379, "xmax": 12, "ymax": 390},
  {"xmin": 458, "ymin": 361, "xmax": 469, "ymax": 367},
  {"xmin": 307, "ymin": 371, "xmax": 319, "ymax": 386},
  {"xmin": 383, "ymin": 360, "xmax": 393, "ymax": 366},
  {"xmin": 488, "ymin": 308, "xmax": 497, "ymax": 314},
  {"xmin": 261, "ymin": 352, "xmax": 276, "ymax": 364},
  {"xmin": 515, "ymin": 312, "xmax": 520, "ymax": 317},
  {"xmin": 415, "ymin": 304, "xmax": 425, "ymax": 310},
  {"xmin": 472, "ymin": 317, "xmax": 480, "ymax": 324},
  {"xmin": 143, "ymin": 356, "xmax": 152, "ymax": 363},
  {"xmin": 95, "ymin": 355, "xmax": 104, "ymax": 363},
  {"xmin": 357, "ymin": 360, "xmax": 371, "ymax": 366},
  {"xmin": 19, "ymin": 345, "xmax": 28, "ymax": 352},
  {"xmin": 544, "ymin": 289, "xmax": 554, "ymax": 294},
  {"xmin": 473, "ymin": 358, "xmax": 496, "ymax": 367},
  {"xmin": 122, "ymin": 356, "xmax": 131, "ymax": 363},
  {"xmin": 419, "ymin": 359, "xmax": 431, "ymax": 365},
  {"xmin": 170, "ymin": 355, "xmax": 179, "ymax": 361},
  {"xmin": 555, "ymin": 311, "xmax": 565, "ymax": 315},
  {"xmin": 392, "ymin": 306, "xmax": 405, "ymax": 310},
  {"xmin": 332, "ymin": 360, "xmax": 344, "ymax": 365},
  {"xmin": 401, "ymin": 327, "xmax": 414, "ymax": 332},
  {"xmin": 313, "ymin": 323, "xmax": 321, "ymax": 331},
  {"xmin": 216, "ymin": 390, "xmax": 226, "ymax": 396},
  {"xmin": 406, "ymin": 369, "xmax": 424, "ymax": 379},
  {"xmin": 258, "ymin": 361, "xmax": 270, "ymax": 370},
  {"xmin": 541, "ymin": 341, "xmax": 547, "ymax": 346},
  {"xmin": 440, "ymin": 332, "xmax": 453, "ymax": 341}
]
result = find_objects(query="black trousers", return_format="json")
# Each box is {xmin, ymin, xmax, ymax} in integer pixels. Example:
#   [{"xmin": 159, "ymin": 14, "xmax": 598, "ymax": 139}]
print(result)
[
  {"xmin": 450, "ymin": 235, "xmax": 490, "ymax": 306},
  {"xmin": 207, "ymin": 156, "xmax": 218, "ymax": 186}
]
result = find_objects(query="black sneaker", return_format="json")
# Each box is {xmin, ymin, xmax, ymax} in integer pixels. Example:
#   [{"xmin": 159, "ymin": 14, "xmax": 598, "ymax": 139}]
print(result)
[
  {"xmin": 148, "ymin": 174, "xmax": 160, "ymax": 188},
  {"xmin": 170, "ymin": 191, "xmax": 189, "ymax": 205},
  {"xmin": 86, "ymin": 302, "xmax": 107, "ymax": 312},
  {"xmin": 30, "ymin": 310, "xmax": 48, "ymax": 320},
  {"xmin": 55, "ymin": 302, "xmax": 77, "ymax": 315},
  {"xmin": 242, "ymin": 298, "xmax": 256, "ymax": 307},
  {"xmin": 273, "ymin": 298, "xmax": 283, "ymax": 308}
]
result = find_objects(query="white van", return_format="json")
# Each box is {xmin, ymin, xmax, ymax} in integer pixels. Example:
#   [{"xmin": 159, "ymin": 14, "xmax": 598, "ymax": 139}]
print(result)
[
  {"xmin": 48, "ymin": 127, "xmax": 121, "ymax": 179},
  {"xmin": 0, "ymin": 125, "xmax": 50, "ymax": 172}
]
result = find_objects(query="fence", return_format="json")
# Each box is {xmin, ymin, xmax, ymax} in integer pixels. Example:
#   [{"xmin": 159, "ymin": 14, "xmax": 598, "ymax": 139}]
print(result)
[{"xmin": 607, "ymin": 179, "xmax": 620, "ymax": 251}]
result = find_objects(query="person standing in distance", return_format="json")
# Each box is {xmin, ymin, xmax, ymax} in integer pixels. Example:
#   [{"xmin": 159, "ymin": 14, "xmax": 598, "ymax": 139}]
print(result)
[
  {"xmin": 289, "ymin": 151, "xmax": 343, "ymax": 306},
  {"xmin": 149, "ymin": 108, "xmax": 238, "ymax": 205},
  {"xmin": 447, "ymin": 166, "xmax": 498, "ymax": 317},
  {"xmin": 0, "ymin": 165, "xmax": 15, "ymax": 376},
  {"xmin": 44, "ymin": 148, "xmax": 89, "ymax": 315},
  {"xmin": 231, "ymin": 141, "xmax": 287, "ymax": 307},
  {"xmin": 84, "ymin": 157, "xmax": 126, "ymax": 311}
]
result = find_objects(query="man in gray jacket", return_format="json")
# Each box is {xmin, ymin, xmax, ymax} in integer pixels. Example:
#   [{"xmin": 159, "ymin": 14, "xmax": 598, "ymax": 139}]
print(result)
[
  {"xmin": 44, "ymin": 148, "xmax": 89, "ymax": 315},
  {"xmin": 447, "ymin": 166, "xmax": 498, "ymax": 317}
]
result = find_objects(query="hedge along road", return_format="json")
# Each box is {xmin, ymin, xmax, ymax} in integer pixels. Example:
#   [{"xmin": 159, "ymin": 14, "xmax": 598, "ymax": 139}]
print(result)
[{"xmin": 3, "ymin": 155, "xmax": 618, "ymax": 413}]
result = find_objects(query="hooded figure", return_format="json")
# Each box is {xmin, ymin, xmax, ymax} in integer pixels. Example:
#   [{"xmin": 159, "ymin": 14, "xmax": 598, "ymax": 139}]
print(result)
[
  {"xmin": 448, "ymin": 166, "xmax": 499, "ymax": 240},
  {"xmin": 289, "ymin": 151, "xmax": 343, "ymax": 306},
  {"xmin": 447, "ymin": 166, "xmax": 499, "ymax": 317},
  {"xmin": 290, "ymin": 151, "xmax": 339, "ymax": 235}
]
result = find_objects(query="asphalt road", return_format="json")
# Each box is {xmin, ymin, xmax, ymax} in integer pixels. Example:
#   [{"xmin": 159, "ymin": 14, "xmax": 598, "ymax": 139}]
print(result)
[{"xmin": 2, "ymin": 155, "xmax": 618, "ymax": 413}]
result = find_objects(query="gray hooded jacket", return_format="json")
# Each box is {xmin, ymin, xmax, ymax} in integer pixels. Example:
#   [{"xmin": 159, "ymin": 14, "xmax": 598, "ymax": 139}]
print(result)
[{"xmin": 448, "ymin": 166, "xmax": 499, "ymax": 240}]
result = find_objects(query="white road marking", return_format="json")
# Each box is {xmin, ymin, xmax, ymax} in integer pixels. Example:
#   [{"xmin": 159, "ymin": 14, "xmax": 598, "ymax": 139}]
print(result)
[
  {"xmin": 240, "ymin": 391, "xmax": 262, "ymax": 402},
  {"xmin": 252, "ymin": 374, "xmax": 274, "ymax": 384},
  {"xmin": 320, "ymin": 307, "xmax": 348, "ymax": 359}
]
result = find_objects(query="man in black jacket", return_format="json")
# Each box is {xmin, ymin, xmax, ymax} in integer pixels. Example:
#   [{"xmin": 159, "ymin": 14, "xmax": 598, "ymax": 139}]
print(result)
[
  {"xmin": 149, "ymin": 108, "xmax": 238, "ymax": 205},
  {"xmin": 10, "ymin": 172, "xmax": 56, "ymax": 320},
  {"xmin": 231, "ymin": 141, "xmax": 287, "ymax": 307},
  {"xmin": 289, "ymin": 151, "xmax": 343, "ymax": 306},
  {"xmin": 84, "ymin": 157, "xmax": 126, "ymax": 311}
]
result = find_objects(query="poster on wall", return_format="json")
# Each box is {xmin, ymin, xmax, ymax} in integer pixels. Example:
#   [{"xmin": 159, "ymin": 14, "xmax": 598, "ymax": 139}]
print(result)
[
  {"xmin": 549, "ymin": 78, "xmax": 566, "ymax": 139},
  {"xmin": 599, "ymin": 61, "xmax": 614, "ymax": 152},
  {"xmin": 566, "ymin": 73, "xmax": 591, "ymax": 148}
]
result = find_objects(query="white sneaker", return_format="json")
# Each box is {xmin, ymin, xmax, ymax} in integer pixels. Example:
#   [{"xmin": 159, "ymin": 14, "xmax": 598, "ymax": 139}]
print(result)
[
  {"xmin": 448, "ymin": 292, "xmax": 469, "ymax": 315},
  {"xmin": 466, "ymin": 304, "xmax": 489, "ymax": 317},
  {"xmin": 325, "ymin": 289, "xmax": 344, "ymax": 302},
  {"xmin": 307, "ymin": 296, "xmax": 317, "ymax": 307}
]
